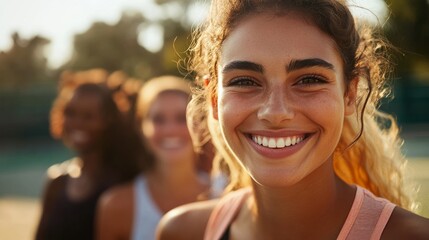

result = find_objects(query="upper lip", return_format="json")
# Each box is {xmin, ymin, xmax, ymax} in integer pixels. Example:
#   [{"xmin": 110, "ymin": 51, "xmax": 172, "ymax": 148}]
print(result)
[
  {"xmin": 246, "ymin": 129, "xmax": 313, "ymax": 138},
  {"xmin": 160, "ymin": 137, "xmax": 186, "ymax": 147}
]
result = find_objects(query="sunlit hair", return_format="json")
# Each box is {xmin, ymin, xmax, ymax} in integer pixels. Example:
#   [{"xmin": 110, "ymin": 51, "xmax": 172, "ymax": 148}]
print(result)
[
  {"xmin": 49, "ymin": 68, "xmax": 144, "ymax": 182},
  {"xmin": 136, "ymin": 75, "xmax": 191, "ymax": 122},
  {"xmin": 186, "ymin": 0, "xmax": 417, "ymax": 211},
  {"xmin": 135, "ymin": 75, "xmax": 192, "ymax": 169}
]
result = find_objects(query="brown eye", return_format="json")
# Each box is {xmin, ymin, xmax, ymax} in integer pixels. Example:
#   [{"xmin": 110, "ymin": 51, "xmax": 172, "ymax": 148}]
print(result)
[
  {"xmin": 152, "ymin": 115, "xmax": 165, "ymax": 125},
  {"xmin": 64, "ymin": 107, "xmax": 75, "ymax": 118},
  {"xmin": 228, "ymin": 77, "xmax": 260, "ymax": 87},
  {"xmin": 177, "ymin": 113, "xmax": 187, "ymax": 124},
  {"xmin": 296, "ymin": 75, "xmax": 327, "ymax": 86}
]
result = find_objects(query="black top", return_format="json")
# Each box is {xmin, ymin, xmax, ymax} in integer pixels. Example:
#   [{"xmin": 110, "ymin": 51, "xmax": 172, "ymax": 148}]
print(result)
[
  {"xmin": 220, "ymin": 225, "xmax": 231, "ymax": 240},
  {"xmin": 36, "ymin": 175, "xmax": 109, "ymax": 240}
]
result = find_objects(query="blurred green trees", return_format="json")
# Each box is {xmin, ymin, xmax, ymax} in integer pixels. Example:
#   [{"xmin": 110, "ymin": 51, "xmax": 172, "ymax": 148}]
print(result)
[
  {"xmin": 62, "ymin": 12, "xmax": 153, "ymax": 78},
  {"xmin": 384, "ymin": 0, "xmax": 429, "ymax": 79},
  {"xmin": 379, "ymin": 0, "xmax": 429, "ymax": 125},
  {"xmin": 0, "ymin": 33, "xmax": 51, "ymax": 89},
  {"xmin": 60, "ymin": 11, "xmax": 192, "ymax": 80},
  {"xmin": 0, "ymin": 0, "xmax": 200, "ymax": 89},
  {"xmin": 61, "ymin": 0, "xmax": 198, "ymax": 80}
]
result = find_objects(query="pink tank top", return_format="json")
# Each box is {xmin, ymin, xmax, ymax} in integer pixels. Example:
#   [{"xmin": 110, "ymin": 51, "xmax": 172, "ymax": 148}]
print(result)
[{"xmin": 204, "ymin": 186, "xmax": 396, "ymax": 240}]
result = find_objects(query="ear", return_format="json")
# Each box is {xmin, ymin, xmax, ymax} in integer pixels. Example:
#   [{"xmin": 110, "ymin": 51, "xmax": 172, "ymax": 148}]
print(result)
[
  {"xmin": 204, "ymin": 75, "xmax": 219, "ymax": 120},
  {"xmin": 344, "ymin": 77, "xmax": 358, "ymax": 116},
  {"xmin": 211, "ymin": 94, "xmax": 218, "ymax": 120}
]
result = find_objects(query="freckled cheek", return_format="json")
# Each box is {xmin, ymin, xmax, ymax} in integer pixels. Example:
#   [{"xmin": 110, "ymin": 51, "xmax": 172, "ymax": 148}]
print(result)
[
  {"xmin": 142, "ymin": 121, "xmax": 156, "ymax": 139},
  {"xmin": 179, "ymin": 126, "xmax": 192, "ymax": 140},
  {"xmin": 217, "ymin": 99, "xmax": 244, "ymax": 150},
  {"xmin": 218, "ymin": 94, "xmax": 252, "ymax": 124},
  {"xmin": 300, "ymin": 95, "xmax": 345, "ymax": 129}
]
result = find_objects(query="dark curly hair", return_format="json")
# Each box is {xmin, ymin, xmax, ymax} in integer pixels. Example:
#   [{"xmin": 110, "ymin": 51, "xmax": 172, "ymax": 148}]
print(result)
[{"xmin": 50, "ymin": 69, "xmax": 145, "ymax": 182}]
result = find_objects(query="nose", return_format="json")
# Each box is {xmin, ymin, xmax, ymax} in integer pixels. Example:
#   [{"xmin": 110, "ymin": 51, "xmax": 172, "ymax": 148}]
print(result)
[
  {"xmin": 163, "ymin": 119, "xmax": 188, "ymax": 135},
  {"xmin": 64, "ymin": 114, "xmax": 81, "ymax": 129},
  {"xmin": 257, "ymin": 87, "xmax": 295, "ymax": 125}
]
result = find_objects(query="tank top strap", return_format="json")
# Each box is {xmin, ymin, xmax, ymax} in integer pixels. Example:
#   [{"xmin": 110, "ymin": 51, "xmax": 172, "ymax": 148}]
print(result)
[
  {"xmin": 132, "ymin": 175, "xmax": 162, "ymax": 240},
  {"xmin": 337, "ymin": 186, "xmax": 396, "ymax": 240},
  {"xmin": 204, "ymin": 188, "xmax": 252, "ymax": 240}
]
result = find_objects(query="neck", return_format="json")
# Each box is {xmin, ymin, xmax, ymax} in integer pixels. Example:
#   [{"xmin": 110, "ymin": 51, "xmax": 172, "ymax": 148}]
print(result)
[
  {"xmin": 66, "ymin": 150, "xmax": 105, "ymax": 201},
  {"xmin": 77, "ymin": 150, "xmax": 104, "ymax": 177},
  {"xmin": 246, "ymin": 161, "xmax": 355, "ymax": 239},
  {"xmin": 148, "ymin": 154, "xmax": 202, "ymax": 187},
  {"xmin": 145, "ymin": 154, "xmax": 209, "ymax": 213}
]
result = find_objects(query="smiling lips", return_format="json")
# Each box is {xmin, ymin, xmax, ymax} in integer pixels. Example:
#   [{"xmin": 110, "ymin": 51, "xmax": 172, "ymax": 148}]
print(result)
[
  {"xmin": 69, "ymin": 130, "xmax": 89, "ymax": 144},
  {"xmin": 161, "ymin": 137, "xmax": 185, "ymax": 149},
  {"xmin": 251, "ymin": 134, "xmax": 306, "ymax": 149}
]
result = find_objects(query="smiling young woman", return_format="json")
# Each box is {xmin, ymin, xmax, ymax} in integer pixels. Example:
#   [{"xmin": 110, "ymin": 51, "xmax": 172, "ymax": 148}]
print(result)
[
  {"xmin": 155, "ymin": 0, "xmax": 429, "ymax": 240},
  {"xmin": 36, "ymin": 69, "xmax": 143, "ymax": 240},
  {"xmin": 95, "ymin": 76, "xmax": 215, "ymax": 240}
]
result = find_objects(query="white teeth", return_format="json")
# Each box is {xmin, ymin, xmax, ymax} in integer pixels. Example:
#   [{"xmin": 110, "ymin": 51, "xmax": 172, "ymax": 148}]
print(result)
[
  {"xmin": 70, "ymin": 131, "xmax": 88, "ymax": 143},
  {"xmin": 285, "ymin": 137, "xmax": 291, "ymax": 147},
  {"xmin": 268, "ymin": 138, "xmax": 276, "ymax": 148},
  {"xmin": 162, "ymin": 138, "xmax": 182, "ymax": 149},
  {"xmin": 252, "ymin": 135, "xmax": 305, "ymax": 149},
  {"xmin": 276, "ymin": 138, "xmax": 285, "ymax": 148},
  {"xmin": 262, "ymin": 137, "xmax": 268, "ymax": 146}
]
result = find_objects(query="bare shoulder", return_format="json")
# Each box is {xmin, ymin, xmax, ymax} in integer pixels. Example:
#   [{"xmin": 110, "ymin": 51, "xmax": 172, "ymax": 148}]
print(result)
[
  {"xmin": 97, "ymin": 181, "xmax": 134, "ymax": 215},
  {"xmin": 41, "ymin": 158, "xmax": 77, "ymax": 194},
  {"xmin": 40, "ymin": 170, "xmax": 69, "ymax": 206},
  {"xmin": 100, "ymin": 182, "xmax": 134, "ymax": 206},
  {"xmin": 156, "ymin": 198, "xmax": 220, "ymax": 240},
  {"xmin": 382, "ymin": 206, "xmax": 429, "ymax": 239},
  {"xmin": 96, "ymin": 182, "xmax": 135, "ymax": 240}
]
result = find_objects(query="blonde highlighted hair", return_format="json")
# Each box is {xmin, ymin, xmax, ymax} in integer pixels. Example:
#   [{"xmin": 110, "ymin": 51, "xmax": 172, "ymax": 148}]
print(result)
[{"xmin": 135, "ymin": 75, "xmax": 191, "ymax": 123}]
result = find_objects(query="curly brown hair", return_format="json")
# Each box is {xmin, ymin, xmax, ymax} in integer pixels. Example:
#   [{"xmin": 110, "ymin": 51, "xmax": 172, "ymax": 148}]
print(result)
[{"xmin": 49, "ymin": 68, "xmax": 145, "ymax": 182}]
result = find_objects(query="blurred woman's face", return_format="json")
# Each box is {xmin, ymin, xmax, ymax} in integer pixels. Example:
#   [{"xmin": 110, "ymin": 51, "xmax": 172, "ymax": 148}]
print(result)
[
  {"xmin": 142, "ymin": 92, "xmax": 194, "ymax": 164},
  {"xmin": 63, "ymin": 92, "xmax": 107, "ymax": 154}
]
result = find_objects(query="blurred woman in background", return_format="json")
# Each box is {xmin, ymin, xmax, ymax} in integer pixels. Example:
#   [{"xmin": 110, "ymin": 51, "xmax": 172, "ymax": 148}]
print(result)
[
  {"xmin": 96, "ymin": 75, "xmax": 214, "ymax": 240},
  {"xmin": 35, "ymin": 69, "xmax": 144, "ymax": 240}
]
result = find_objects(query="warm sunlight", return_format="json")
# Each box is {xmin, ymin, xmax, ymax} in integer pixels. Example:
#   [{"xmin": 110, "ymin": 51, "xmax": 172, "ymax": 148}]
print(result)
[{"xmin": 0, "ymin": 0, "xmax": 385, "ymax": 68}]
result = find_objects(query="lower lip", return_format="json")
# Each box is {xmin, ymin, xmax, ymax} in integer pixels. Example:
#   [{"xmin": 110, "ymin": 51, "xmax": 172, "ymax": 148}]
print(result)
[
  {"xmin": 162, "ymin": 146, "xmax": 183, "ymax": 151},
  {"xmin": 247, "ymin": 135, "xmax": 311, "ymax": 159}
]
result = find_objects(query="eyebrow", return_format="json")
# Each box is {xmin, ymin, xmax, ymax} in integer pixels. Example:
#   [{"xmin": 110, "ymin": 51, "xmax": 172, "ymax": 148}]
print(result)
[
  {"xmin": 287, "ymin": 58, "xmax": 334, "ymax": 72},
  {"xmin": 221, "ymin": 61, "xmax": 264, "ymax": 74},
  {"xmin": 221, "ymin": 58, "xmax": 334, "ymax": 74}
]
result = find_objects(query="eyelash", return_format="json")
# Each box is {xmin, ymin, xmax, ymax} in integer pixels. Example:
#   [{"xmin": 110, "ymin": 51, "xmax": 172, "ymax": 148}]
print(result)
[
  {"xmin": 226, "ymin": 74, "xmax": 328, "ymax": 87},
  {"xmin": 295, "ymin": 75, "xmax": 328, "ymax": 86},
  {"xmin": 227, "ymin": 77, "xmax": 260, "ymax": 87}
]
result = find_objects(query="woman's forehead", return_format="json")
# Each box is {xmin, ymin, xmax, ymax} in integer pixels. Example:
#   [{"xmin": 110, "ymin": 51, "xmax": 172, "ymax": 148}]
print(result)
[
  {"xmin": 148, "ymin": 92, "xmax": 188, "ymax": 114},
  {"xmin": 219, "ymin": 12, "xmax": 341, "ymax": 70}
]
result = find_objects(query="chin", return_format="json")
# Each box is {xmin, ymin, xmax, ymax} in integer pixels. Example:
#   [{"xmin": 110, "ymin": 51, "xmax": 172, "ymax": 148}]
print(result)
[
  {"xmin": 250, "ymin": 169, "xmax": 303, "ymax": 188},
  {"xmin": 158, "ymin": 150, "xmax": 191, "ymax": 161}
]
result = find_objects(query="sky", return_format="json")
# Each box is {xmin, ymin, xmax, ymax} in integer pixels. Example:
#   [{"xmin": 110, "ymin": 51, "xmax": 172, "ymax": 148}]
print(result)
[{"xmin": 0, "ymin": 0, "xmax": 387, "ymax": 69}]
